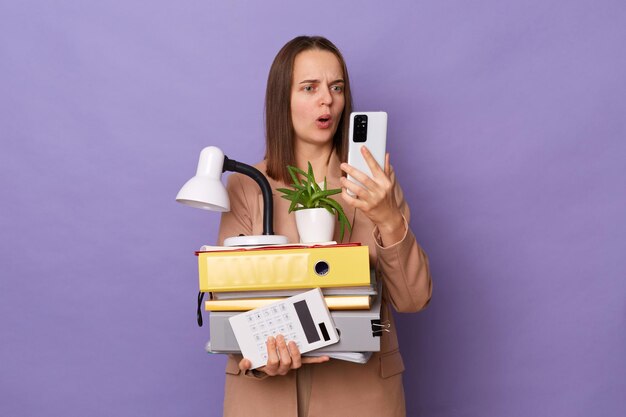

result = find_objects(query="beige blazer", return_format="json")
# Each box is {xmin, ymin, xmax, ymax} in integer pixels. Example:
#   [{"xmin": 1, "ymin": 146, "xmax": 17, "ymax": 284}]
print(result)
[{"xmin": 217, "ymin": 152, "xmax": 432, "ymax": 417}]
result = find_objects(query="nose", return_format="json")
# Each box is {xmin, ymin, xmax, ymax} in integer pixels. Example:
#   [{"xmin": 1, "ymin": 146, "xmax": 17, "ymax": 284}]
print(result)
[{"xmin": 320, "ymin": 85, "xmax": 333, "ymax": 107}]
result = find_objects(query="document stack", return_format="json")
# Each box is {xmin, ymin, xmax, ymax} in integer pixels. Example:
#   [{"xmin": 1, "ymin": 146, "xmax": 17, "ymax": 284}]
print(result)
[{"xmin": 196, "ymin": 242, "xmax": 385, "ymax": 362}]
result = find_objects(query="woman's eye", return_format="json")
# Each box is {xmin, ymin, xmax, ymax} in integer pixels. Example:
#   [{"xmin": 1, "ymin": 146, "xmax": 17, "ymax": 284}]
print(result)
[
  {"xmin": 303, "ymin": 85, "xmax": 314, "ymax": 92},
  {"xmin": 331, "ymin": 85, "xmax": 343, "ymax": 92}
]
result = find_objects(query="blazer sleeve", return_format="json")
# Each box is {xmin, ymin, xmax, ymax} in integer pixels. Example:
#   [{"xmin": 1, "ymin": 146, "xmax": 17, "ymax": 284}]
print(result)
[
  {"xmin": 217, "ymin": 173, "xmax": 256, "ymax": 245},
  {"xmin": 373, "ymin": 176, "xmax": 432, "ymax": 313}
]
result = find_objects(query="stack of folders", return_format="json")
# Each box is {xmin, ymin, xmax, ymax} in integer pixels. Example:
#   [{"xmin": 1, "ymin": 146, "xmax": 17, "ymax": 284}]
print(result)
[{"xmin": 196, "ymin": 242, "xmax": 384, "ymax": 363}]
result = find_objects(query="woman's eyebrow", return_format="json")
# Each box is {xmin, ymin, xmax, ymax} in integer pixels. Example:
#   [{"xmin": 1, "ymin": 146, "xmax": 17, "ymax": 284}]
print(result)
[{"xmin": 298, "ymin": 78, "xmax": 345, "ymax": 84}]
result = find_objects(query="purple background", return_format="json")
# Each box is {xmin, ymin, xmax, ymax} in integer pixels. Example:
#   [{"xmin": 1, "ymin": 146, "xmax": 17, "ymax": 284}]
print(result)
[{"xmin": 1, "ymin": 1, "xmax": 625, "ymax": 416}]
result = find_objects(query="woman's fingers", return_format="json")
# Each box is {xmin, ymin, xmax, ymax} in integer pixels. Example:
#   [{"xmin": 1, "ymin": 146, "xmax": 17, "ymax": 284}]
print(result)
[
  {"xmin": 301, "ymin": 355, "xmax": 330, "ymax": 364},
  {"xmin": 240, "ymin": 334, "xmax": 326, "ymax": 376},
  {"xmin": 264, "ymin": 336, "xmax": 281, "ymax": 375},
  {"xmin": 275, "ymin": 335, "xmax": 293, "ymax": 375},
  {"xmin": 360, "ymin": 145, "xmax": 385, "ymax": 177},
  {"xmin": 288, "ymin": 341, "xmax": 303, "ymax": 369},
  {"xmin": 384, "ymin": 152, "xmax": 391, "ymax": 177},
  {"xmin": 340, "ymin": 162, "xmax": 375, "ymax": 190},
  {"xmin": 261, "ymin": 335, "xmax": 306, "ymax": 376},
  {"xmin": 340, "ymin": 150, "xmax": 399, "ymax": 229},
  {"xmin": 340, "ymin": 173, "xmax": 388, "ymax": 210},
  {"xmin": 340, "ymin": 148, "xmax": 390, "ymax": 196},
  {"xmin": 340, "ymin": 176, "xmax": 366, "ymax": 199},
  {"xmin": 257, "ymin": 335, "xmax": 332, "ymax": 376}
]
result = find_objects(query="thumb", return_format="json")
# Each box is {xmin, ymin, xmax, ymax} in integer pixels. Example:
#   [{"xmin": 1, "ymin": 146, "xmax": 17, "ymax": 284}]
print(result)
[{"xmin": 238, "ymin": 358, "xmax": 252, "ymax": 372}]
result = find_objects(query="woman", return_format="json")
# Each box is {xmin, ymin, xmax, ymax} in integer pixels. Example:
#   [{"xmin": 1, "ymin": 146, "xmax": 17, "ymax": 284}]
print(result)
[{"xmin": 217, "ymin": 36, "xmax": 432, "ymax": 417}]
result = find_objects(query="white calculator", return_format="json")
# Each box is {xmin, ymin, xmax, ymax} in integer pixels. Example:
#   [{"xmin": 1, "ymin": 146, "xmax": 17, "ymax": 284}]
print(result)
[{"xmin": 228, "ymin": 288, "xmax": 340, "ymax": 369}]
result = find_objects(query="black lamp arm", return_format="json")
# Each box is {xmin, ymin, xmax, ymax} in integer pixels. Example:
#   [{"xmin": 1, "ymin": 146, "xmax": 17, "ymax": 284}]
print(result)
[{"xmin": 222, "ymin": 156, "xmax": 274, "ymax": 236}]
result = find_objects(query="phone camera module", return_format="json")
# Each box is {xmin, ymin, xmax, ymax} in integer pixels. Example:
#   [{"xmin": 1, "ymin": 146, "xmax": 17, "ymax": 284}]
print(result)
[{"xmin": 353, "ymin": 114, "xmax": 368, "ymax": 143}]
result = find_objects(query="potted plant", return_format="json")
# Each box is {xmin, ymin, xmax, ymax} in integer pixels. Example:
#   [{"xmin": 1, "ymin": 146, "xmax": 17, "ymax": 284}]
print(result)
[{"xmin": 277, "ymin": 162, "xmax": 352, "ymax": 243}]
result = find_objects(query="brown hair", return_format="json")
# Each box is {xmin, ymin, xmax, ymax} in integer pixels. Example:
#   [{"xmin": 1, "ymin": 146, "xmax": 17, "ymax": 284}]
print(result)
[{"xmin": 264, "ymin": 36, "xmax": 353, "ymax": 183}]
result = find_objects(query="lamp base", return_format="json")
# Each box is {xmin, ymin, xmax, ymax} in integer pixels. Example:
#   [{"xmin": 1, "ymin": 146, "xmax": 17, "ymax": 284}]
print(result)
[{"xmin": 223, "ymin": 235, "xmax": 289, "ymax": 247}]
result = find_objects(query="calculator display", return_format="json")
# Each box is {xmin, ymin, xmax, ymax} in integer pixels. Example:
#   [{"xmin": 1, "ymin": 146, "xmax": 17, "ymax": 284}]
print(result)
[{"xmin": 294, "ymin": 300, "xmax": 320, "ymax": 343}]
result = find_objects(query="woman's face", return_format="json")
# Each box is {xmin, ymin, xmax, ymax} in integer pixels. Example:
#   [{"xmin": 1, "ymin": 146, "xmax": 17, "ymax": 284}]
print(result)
[{"xmin": 290, "ymin": 49, "xmax": 345, "ymax": 149}]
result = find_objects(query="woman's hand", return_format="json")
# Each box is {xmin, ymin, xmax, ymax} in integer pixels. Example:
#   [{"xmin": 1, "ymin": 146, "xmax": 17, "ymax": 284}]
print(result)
[
  {"xmin": 238, "ymin": 334, "xmax": 330, "ymax": 376},
  {"xmin": 340, "ymin": 146, "xmax": 406, "ymax": 246}
]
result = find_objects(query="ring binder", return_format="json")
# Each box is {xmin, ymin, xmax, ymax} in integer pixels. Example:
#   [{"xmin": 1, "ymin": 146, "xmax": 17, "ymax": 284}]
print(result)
[
  {"xmin": 208, "ymin": 289, "xmax": 383, "ymax": 352},
  {"xmin": 196, "ymin": 244, "xmax": 371, "ymax": 292}
]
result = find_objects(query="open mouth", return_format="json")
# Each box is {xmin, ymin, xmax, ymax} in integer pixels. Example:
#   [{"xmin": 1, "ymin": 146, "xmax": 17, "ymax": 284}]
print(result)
[{"xmin": 316, "ymin": 114, "xmax": 332, "ymax": 128}]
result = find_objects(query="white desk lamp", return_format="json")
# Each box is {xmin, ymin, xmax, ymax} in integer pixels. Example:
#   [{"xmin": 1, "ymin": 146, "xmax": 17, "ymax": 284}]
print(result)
[{"xmin": 176, "ymin": 146, "xmax": 288, "ymax": 247}]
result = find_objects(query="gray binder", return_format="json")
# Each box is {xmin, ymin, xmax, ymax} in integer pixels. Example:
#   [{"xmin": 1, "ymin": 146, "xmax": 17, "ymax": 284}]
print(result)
[{"xmin": 207, "ymin": 289, "xmax": 383, "ymax": 353}]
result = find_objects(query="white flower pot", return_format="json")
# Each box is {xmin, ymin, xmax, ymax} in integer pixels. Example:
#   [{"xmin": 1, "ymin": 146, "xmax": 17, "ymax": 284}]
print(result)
[{"xmin": 295, "ymin": 208, "xmax": 335, "ymax": 243}]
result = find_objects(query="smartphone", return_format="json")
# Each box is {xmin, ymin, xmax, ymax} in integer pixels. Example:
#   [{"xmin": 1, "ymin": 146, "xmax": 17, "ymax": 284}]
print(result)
[{"xmin": 347, "ymin": 111, "xmax": 388, "ymax": 192}]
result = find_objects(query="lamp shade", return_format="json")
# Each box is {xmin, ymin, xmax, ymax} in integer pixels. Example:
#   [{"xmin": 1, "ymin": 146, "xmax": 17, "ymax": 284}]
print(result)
[{"xmin": 176, "ymin": 146, "xmax": 230, "ymax": 211}]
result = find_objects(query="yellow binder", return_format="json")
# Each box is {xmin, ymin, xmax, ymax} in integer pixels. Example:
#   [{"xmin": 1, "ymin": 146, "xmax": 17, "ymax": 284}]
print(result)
[
  {"xmin": 204, "ymin": 294, "xmax": 373, "ymax": 311},
  {"xmin": 196, "ymin": 243, "xmax": 370, "ymax": 292}
]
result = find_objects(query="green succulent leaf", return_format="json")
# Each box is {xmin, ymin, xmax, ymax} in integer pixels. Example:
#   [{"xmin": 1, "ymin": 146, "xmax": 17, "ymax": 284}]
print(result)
[
  {"xmin": 289, "ymin": 165, "xmax": 308, "ymax": 177},
  {"xmin": 322, "ymin": 204, "xmax": 335, "ymax": 216},
  {"xmin": 323, "ymin": 197, "xmax": 352, "ymax": 241},
  {"xmin": 310, "ymin": 190, "xmax": 338, "ymax": 205},
  {"xmin": 287, "ymin": 165, "xmax": 306, "ymax": 187},
  {"xmin": 276, "ymin": 187, "xmax": 295, "ymax": 196},
  {"xmin": 289, "ymin": 189, "xmax": 306, "ymax": 212}
]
